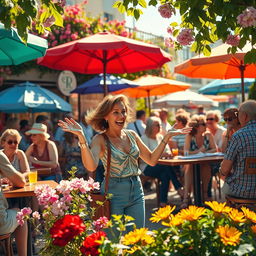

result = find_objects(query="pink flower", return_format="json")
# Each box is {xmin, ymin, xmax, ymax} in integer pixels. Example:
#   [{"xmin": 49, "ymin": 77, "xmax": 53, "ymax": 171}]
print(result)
[
  {"xmin": 35, "ymin": 185, "xmax": 59, "ymax": 206},
  {"xmin": 167, "ymin": 26, "xmax": 173, "ymax": 34},
  {"xmin": 226, "ymin": 35, "xmax": 240, "ymax": 46},
  {"xmin": 158, "ymin": 3, "xmax": 175, "ymax": 19},
  {"xmin": 32, "ymin": 211, "xmax": 41, "ymax": 220},
  {"xmin": 21, "ymin": 207, "xmax": 32, "ymax": 215},
  {"xmin": 43, "ymin": 16, "xmax": 56, "ymax": 28},
  {"xmin": 177, "ymin": 29, "xmax": 194, "ymax": 46},
  {"xmin": 237, "ymin": 7, "xmax": 256, "ymax": 28},
  {"xmin": 165, "ymin": 38, "xmax": 174, "ymax": 48},
  {"xmin": 16, "ymin": 207, "xmax": 32, "ymax": 226},
  {"xmin": 93, "ymin": 216, "xmax": 109, "ymax": 231}
]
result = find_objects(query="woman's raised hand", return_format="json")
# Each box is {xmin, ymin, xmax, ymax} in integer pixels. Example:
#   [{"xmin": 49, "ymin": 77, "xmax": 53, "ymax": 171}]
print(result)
[
  {"xmin": 58, "ymin": 118, "xmax": 83, "ymax": 136},
  {"xmin": 168, "ymin": 127, "xmax": 192, "ymax": 137}
]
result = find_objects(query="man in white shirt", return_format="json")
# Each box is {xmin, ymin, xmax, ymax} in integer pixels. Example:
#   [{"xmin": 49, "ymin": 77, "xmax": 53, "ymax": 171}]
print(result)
[
  {"xmin": 127, "ymin": 110, "xmax": 146, "ymax": 137},
  {"xmin": 159, "ymin": 108, "xmax": 172, "ymax": 135}
]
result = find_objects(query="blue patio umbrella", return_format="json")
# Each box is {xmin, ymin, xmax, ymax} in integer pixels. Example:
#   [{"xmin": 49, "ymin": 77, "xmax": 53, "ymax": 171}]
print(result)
[
  {"xmin": 71, "ymin": 74, "xmax": 138, "ymax": 94},
  {"xmin": 199, "ymin": 78, "xmax": 255, "ymax": 95},
  {"xmin": 0, "ymin": 23, "xmax": 48, "ymax": 65},
  {"xmin": 0, "ymin": 82, "xmax": 72, "ymax": 113}
]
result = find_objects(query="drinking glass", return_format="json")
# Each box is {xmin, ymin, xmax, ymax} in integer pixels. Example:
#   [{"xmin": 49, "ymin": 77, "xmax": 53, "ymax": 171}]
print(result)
[{"xmin": 28, "ymin": 170, "xmax": 38, "ymax": 185}]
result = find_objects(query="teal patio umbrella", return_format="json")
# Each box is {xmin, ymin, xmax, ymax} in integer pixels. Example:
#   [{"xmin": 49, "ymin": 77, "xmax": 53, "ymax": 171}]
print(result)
[
  {"xmin": 0, "ymin": 23, "xmax": 48, "ymax": 65},
  {"xmin": 199, "ymin": 78, "xmax": 255, "ymax": 95},
  {"xmin": 0, "ymin": 82, "xmax": 72, "ymax": 113}
]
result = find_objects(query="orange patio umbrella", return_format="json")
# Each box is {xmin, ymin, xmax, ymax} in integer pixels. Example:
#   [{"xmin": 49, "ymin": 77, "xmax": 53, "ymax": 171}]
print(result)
[
  {"xmin": 113, "ymin": 75, "xmax": 191, "ymax": 111},
  {"xmin": 174, "ymin": 43, "xmax": 256, "ymax": 102}
]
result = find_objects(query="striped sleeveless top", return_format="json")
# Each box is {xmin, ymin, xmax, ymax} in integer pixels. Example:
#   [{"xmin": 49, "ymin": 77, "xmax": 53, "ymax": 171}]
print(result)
[{"xmin": 101, "ymin": 130, "xmax": 141, "ymax": 178}]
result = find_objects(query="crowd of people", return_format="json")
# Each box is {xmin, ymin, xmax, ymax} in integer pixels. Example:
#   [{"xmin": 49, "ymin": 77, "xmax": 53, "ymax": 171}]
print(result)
[{"xmin": 0, "ymin": 96, "xmax": 256, "ymax": 255}]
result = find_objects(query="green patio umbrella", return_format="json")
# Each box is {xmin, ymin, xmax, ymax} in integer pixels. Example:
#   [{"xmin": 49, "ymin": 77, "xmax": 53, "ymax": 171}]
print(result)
[{"xmin": 0, "ymin": 23, "xmax": 48, "ymax": 65}]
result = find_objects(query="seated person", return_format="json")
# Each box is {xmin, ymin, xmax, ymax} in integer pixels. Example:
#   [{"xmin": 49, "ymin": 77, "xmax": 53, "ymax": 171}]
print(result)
[
  {"xmin": 25, "ymin": 123, "xmax": 62, "ymax": 182},
  {"xmin": 182, "ymin": 115, "xmax": 217, "ymax": 208},
  {"xmin": 140, "ymin": 117, "xmax": 183, "ymax": 207},
  {"xmin": 221, "ymin": 108, "xmax": 241, "ymax": 153},
  {"xmin": 220, "ymin": 100, "xmax": 256, "ymax": 198},
  {"xmin": 0, "ymin": 151, "xmax": 28, "ymax": 256}
]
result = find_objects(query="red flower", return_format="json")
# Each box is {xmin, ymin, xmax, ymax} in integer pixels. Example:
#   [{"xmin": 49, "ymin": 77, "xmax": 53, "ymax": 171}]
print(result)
[
  {"xmin": 50, "ymin": 214, "xmax": 86, "ymax": 247},
  {"xmin": 80, "ymin": 231, "xmax": 107, "ymax": 255}
]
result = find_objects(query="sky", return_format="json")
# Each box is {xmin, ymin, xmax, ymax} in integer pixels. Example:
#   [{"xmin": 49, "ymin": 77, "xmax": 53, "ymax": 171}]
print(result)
[{"xmin": 125, "ymin": 5, "xmax": 180, "ymax": 38}]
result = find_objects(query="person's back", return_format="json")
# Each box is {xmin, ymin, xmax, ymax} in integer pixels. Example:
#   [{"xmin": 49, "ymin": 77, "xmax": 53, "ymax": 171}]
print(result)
[
  {"xmin": 221, "ymin": 100, "xmax": 256, "ymax": 198},
  {"xmin": 225, "ymin": 119, "xmax": 256, "ymax": 198},
  {"xmin": 126, "ymin": 110, "xmax": 146, "ymax": 137}
]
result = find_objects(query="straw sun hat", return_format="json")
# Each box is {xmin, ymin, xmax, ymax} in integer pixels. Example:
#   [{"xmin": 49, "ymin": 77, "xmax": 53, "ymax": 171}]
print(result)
[{"xmin": 25, "ymin": 123, "xmax": 50, "ymax": 139}]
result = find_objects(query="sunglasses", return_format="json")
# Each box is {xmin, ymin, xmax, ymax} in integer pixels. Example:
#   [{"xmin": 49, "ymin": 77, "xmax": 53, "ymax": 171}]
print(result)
[
  {"xmin": 224, "ymin": 117, "xmax": 235, "ymax": 122},
  {"xmin": 7, "ymin": 140, "xmax": 18, "ymax": 145},
  {"xmin": 206, "ymin": 118, "xmax": 215, "ymax": 121}
]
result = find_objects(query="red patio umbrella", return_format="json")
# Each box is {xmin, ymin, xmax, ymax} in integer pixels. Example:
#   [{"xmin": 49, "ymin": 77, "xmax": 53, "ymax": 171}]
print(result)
[{"xmin": 38, "ymin": 31, "xmax": 172, "ymax": 95}]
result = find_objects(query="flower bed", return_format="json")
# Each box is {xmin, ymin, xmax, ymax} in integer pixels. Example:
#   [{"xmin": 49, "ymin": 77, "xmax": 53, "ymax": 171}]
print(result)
[{"xmin": 17, "ymin": 172, "xmax": 256, "ymax": 255}]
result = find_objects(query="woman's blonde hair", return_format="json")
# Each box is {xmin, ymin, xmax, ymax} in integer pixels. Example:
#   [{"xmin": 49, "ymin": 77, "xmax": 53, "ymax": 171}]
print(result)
[
  {"xmin": 145, "ymin": 116, "xmax": 161, "ymax": 137},
  {"xmin": 0, "ymin": 129, "xmax": 22, "ymax": 145},
  {"xmin": 85, "ymin": 94, "xmax": 131, "ymax": 132}
]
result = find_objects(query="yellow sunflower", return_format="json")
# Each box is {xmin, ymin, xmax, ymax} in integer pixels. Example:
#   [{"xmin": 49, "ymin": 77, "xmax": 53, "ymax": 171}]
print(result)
[
  {"xmin": 122, "ymin": 228, "xmax": 154, "ymax": 246},
  {"xmin": 162, "ymin": 214, "xmax": 183, "ymax": 227},
  {"xmin": 205, "ymin": 201, "xmax": 231, "ymax": 213},
  {"xmin": 228, "ymin": 208, "xmax": 246, "ymax": 223},
  {"xmin": 216, "ymin": 225, "xmax": 241, "ymax": 246},
  {"xmin": 150, "ymin": 205, "xmax": 176, "ymax": 223},
  {"xmin": 251, "ymin": 225, "xmax": 256, "ymax": 234},
  {"xmin": 177, "ymin": 205, "xmax": 206, "ymax": 221},
  {"xmin": 241, "ymin": 207, "xmax": 256, "ymax": 223}
]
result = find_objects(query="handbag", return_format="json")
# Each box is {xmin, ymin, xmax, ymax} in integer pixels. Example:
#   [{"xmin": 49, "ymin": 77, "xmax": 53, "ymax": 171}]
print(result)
[{"xmin": 90, "ymin": 133, "xmax": 111, "ymax": 220}]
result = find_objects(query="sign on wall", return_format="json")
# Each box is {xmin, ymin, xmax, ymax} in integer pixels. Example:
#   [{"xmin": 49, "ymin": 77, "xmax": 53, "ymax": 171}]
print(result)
[{"xmin": 57, "ymin": 70, "xmax": 77, "ymax": 96}]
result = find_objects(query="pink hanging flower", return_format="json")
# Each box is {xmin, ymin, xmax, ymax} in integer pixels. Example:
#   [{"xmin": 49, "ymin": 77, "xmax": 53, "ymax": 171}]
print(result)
[
  {"xmin": 226, "ymin": 35, "xmax": 240, "ymax": 46},
  {"xmin": 177, "ymin": 29, "xmax": 194, "ymax": 46},
  {"xmin": 164, "ymin": 38, "xmax": 174, "ymax": 48},
  {"xmin": 167, "ymin": 26, "xmax": 173, "ymax": 34},
  {"xmin": 158, "ymin": 3, "xmax": 175, "ymax": 19},
  {"xmin": 237, "ymin": 7, "xmax": 256, "ymax": 28}
]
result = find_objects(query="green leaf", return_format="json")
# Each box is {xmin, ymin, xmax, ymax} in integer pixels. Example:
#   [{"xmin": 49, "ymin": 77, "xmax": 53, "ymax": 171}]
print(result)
[
  {"xmin": 112, "ymin": 1, "xmax": 122, "ymax": 8},
  {"xmin": 149, "ymin": 0, "xmax": 157, "ymax": 6},
  {"xmin": 138, "ymin": 0, "xmax": 147, "ymax": 8},
  {"xmin": 202, "ymin": 45, "xmax": 211, "ymax": 56},
  {"xmin": 49, "ymin": 3, "xmax": 63, "ymax": 27},
  {"xmin": 170, "ymin": 22, "xmax": 178, "ymax": 27},
  {"xmin": 244, "ymin": 49, "xmax": 256, "ymax": 64},
  {"xmin": 134, "ymin": 8, "xmax": 141, "ymax": 19}
]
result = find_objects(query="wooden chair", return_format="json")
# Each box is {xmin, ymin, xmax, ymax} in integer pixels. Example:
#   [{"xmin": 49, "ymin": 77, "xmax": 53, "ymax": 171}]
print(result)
[
  {"xmin": 226, "ymin": 157, "xmax": 256, "ymax": 211},
  {"xmin": 140, "ymin": 175, "xmax": 161, "ymax": 206},
  {"xmin": 0, "ymin": 233, "xmax": 13, "ymax": 256}
]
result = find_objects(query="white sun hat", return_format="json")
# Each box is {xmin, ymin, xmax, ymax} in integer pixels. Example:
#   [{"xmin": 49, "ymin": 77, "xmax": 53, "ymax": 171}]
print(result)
[{"xmin": 25, "ymin": 123, "xmax": 50, "ymax": 139}]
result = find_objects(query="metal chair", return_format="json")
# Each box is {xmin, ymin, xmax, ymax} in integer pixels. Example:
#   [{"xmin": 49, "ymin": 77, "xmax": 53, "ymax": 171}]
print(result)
[
  {"xmin": 0, "ymin": 233, "xmax": 13, "ymax": 256},
  {"xmin": 226, "ymin": 157, "xmax": 256, "ymax": 211}
]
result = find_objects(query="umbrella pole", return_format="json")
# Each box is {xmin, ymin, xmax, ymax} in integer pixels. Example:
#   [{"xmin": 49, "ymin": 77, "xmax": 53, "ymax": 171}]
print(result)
[
  {"xmin": 147, "ymin": 90, "xmax": 151, "ymax": 113},
  {"xmin": 78, "ymin": 94, "xmax": 81, "ymax": 122},
  {"xmin": 239, "ymin": 63, "xmax": 246, "ymax": 102},
  {"xmin": 103, "ymin": 50, "xmax": 108, "ymax": 96}
]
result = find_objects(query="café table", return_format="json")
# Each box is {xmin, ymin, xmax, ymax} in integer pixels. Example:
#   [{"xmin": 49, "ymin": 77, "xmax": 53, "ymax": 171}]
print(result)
[
  {"xmin": 158, "ymin": 155, "xmax": 224, "ymax": 206},
  {"xmin": 3, "ymin": 180, "xmax": 58, "ymax": 256}
]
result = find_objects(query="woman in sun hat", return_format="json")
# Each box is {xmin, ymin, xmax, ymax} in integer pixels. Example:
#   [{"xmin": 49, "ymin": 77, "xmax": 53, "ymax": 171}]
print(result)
[{"xmin": 25, "ymin": 123, "xmax": 62, "ymax": 182}]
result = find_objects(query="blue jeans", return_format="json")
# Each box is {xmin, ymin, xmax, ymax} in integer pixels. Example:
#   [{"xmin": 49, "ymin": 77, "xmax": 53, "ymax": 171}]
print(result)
[
  {"xmin": 101, "ymin": 176, "xmax": 145, "ymax": 232},
  {"xmin": 144, "ymin": 164, "xmax": 182, "ymax": 204}
]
